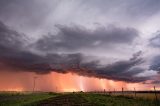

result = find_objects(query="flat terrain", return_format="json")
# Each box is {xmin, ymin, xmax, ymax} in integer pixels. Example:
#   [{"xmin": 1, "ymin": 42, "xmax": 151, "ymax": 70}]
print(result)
[
  {"xmin": 37, "ymin": 93, "xmax": 159, "ymax": 106},
  {"xmin": 0, "ymin": 92, "xmax": 160, "ymax": 106},
  {"xmin": 0, "ymin": 92, "xmax": 57, "ymax": 106}
]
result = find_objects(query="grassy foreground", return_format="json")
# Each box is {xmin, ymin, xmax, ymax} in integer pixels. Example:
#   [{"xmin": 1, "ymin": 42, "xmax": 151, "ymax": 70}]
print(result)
[
  {"xmin": 0, "ymin": 92, "xmax": 58, "ymax": 106},
  {"xmin": 36, "ymin": 93, "xmax": 159, "ymax": 106},
  {"xmin": 0, "ymin": 92, "xmax": 159, "ymax": 106},
  {"xmin": 83, "ymin": 93, "xmax": 159, "ymax": 106}
]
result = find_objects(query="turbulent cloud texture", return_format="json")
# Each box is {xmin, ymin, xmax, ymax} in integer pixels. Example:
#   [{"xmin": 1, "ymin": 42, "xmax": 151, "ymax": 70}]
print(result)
[
  {"xmin": 150, "ymin": 32, "xmax": 160, "ymax": 48},
  {"xmin": 0, "ymin": 21, "xmax": 148, "ymax": 82},
  {"xmin": 0, "ymin": 0, "xmax": 160, "ymax": 84},
  {"xmin": 34, "ymin": 25, "xmax": 138, "ymax": 51}
]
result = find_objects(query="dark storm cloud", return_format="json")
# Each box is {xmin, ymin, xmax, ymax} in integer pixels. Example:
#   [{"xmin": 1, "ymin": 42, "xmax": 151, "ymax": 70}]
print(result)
[
  {"xmin": 0, "ymin": 21, "xmax": 148, "ymax": 82},
  {"xmin": 149, "ymin": 32, "xmax": 160, "ymax": 73},
  {"xmin": 150, "ymin": 55, "xmax": 160, "ymax": 73},
  {"xmin": 0, "ymin": 22, "xmax": 27, "ymax": 60},
  {"xmin": 0, "ymin": 21, "xmax": 67, "ymax": 73},
  {"xmin": 150, "ymin": 32, "xmax": 160, "ymax": 48},
  {"xmin": 0, "ymin": 21, "xmax": 26, "ymax": 53},
  {"xmin": 34, "ymin": 25, "xmax": 139, "ymax": 51},
  {"xmin": 79, "ymin": 51, "xmax": 147, "ymax": 82},
  {"xmin": 0, "ymin": 0, "xmax": 160, "ymax": 87}
]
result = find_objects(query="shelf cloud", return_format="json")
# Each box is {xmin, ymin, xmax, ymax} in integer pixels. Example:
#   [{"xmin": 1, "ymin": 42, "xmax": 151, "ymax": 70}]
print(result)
[{"xmin": 0, "ymin": 0, "xmax": 160, "ymax": 85}]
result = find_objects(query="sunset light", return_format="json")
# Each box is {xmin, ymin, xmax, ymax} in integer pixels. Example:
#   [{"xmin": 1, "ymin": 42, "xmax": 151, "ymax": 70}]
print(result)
[{"xmin": 0, "ymin": 0, "xmax": 160, "ymax": 105}]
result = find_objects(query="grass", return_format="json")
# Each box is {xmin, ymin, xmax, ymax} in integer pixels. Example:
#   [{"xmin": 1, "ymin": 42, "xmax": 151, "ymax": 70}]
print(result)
[
  {"xmin": 0, "ymin": 92, "xmax": 58, "ymax": 106},
  {"xmin": 124, "ymin": 93, "xmax": 160, "ymax": 100},
  {"xmin": 83, "ymin": 93, "xmax": 158, "ymax": 106},
  {"xmin": 109, "ymin": 92, "xmax": 160, "ymax": 100},
  {"xmin": 0, "ymin": 92, "xmax": 159, "ymax": 106}
]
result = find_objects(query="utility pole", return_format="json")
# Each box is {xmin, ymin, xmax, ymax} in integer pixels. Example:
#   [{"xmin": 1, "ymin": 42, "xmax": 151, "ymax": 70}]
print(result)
[
  {"xmin": 154, "ymin": 86, "xmax": 158, "ymax": 105},
  {"xmin": 56, "ymin": 86, "xmax": 58, "ymax": 93},
  {"xmin": 122, "ymin": 87, "xmax": 124, "ymax": 96},
  {"xmin": 33, "ymin": 76, "xmax": 38, "ymax": 92},
  {"xmin": 134, "ymin": 87, "xmax": 136, "ymax": 98}
]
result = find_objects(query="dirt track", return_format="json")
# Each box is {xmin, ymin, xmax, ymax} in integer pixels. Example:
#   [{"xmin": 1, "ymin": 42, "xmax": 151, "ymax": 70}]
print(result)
[{"xmin": 37, "ymin": 94, "xmax": 94, "ymax": 106}]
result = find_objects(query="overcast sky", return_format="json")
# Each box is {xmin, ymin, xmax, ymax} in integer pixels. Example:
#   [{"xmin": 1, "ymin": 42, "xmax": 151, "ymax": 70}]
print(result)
[{"xmin": 0, "ymin": 0, "xmax": 160, "ymax": 84}]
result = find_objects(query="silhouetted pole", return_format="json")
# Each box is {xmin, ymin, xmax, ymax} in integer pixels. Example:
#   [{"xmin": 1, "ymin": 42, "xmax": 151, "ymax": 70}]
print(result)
[
  {"xmin": 134, "ymin": 88, "xmax": 136, "ymax": 98},
  {"xmin": 154, "ymin": 86, "xmax": 158, "ymax": 104},
  {"xmin": 56, "ymin": 86, "xmax": 58, "ymax": 93},
  {"xmin": 122, "ymin": 87, "xmax": 124, "ymax": 96},
  {"xmin": 122, "ymin": 87, "xmax": 124, "ymax": 106},
  {"xmin": 33, "ymin": 77, "xmax": 37, "ymax": 92}
]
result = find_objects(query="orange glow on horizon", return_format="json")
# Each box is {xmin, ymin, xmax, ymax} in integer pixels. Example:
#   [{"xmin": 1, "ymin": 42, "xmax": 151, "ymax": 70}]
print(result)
[
  {"xmin": 0, "ymin": 70, "xmax": 157, "ymax": 92},
  {"xmin": 4, "ymin": 88, "xmax": 24, "ymax": 92}
]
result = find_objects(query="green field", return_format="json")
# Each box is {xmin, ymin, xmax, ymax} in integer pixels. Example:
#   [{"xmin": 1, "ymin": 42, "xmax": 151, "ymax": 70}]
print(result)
[
  {"xmin": 0, "ymin": 92, "xmax": 159, "ymax": 106},
  {"xmin": 0, "ymin": 92, "xmax": 58, "ymax": 106}
]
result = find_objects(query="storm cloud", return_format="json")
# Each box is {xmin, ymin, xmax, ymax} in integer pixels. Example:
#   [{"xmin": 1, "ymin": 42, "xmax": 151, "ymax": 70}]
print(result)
[
  {"xmin": 0, "ymin": 21, "xmax": 147, "ymax": 82},
  {"xmin": 150, "ymin": 55, "xmax": 160, "ymax": 73},
  {"xmin": 149, "ymin": 32, "xmax": 160, "ymax": 73},
  {"xmin": 0, "ymin": 0, "xmax": 160, "ymax": 85},
  {"xmin": 150, "ymin": 32, "xmax": 160, "ymax": 48},
  {"xmin": 34, "ymin": 24, "xmax": 139, "ymax": 51}
]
